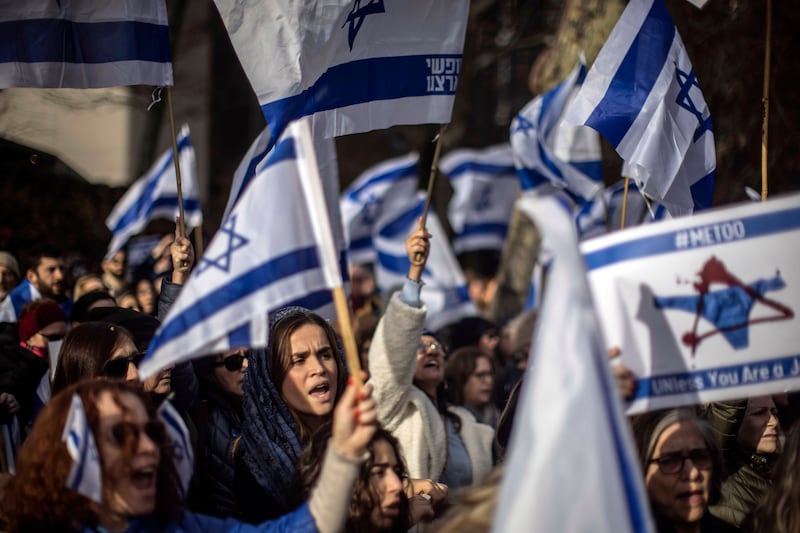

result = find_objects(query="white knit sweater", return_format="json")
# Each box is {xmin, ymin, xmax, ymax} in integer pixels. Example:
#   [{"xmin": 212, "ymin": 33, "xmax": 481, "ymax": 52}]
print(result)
[{"xmin": 367, "ymin": 292, "xmax": 494, "ymax": 483}]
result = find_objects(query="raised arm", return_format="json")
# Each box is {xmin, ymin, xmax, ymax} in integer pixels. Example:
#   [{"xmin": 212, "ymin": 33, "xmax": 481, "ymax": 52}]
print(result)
[{"xmin": 367, "ymin": 222, "xmax": 430, "ymax": 429}]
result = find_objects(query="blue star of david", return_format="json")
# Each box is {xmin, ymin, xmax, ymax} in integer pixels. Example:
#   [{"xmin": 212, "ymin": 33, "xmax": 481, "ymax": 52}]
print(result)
[
  {"xmin": 196, "ymin": 214, "xmax": 249, "ymax": 275},
  {"xmin": 474, "ymin": 184, "xmax": 493, "ymax": 212},
  {"xmin": 511, "ymin": 114, "xmax": 535, "ymax": 136},
  {"xmin": 342, "ymin": 0, "xmax": 385, "ymax": 51},
  {"xmin": 360, "ymin": 193, "xmax": 382, "ymax": 226},
  {"xmin": 675, "ymin": 65, "xmax": 713, "ymax": 142},
  {"xmin": 654, "ymin": 273, "xmax": 788, "ymax": 350}
]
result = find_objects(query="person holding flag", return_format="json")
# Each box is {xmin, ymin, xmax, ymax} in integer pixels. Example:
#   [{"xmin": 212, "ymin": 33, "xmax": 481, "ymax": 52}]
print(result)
[
  {"xmin": 2, "ymin": 377, "xmax": 378, "ymax": 532},
  {"xmin": 367, "ymin": 220, "xmax": 495, "ymax": 490}
]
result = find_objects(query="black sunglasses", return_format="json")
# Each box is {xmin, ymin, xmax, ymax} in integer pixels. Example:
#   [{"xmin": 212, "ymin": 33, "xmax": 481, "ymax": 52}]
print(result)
[
  {"xmin": 110, "ymin": 420, "xmax": 166, "ymax": 448},
  {"xmin": 214, "ymin": 352, "xmax": 248, "ymax": 372},
  {"xmin": 103, "ymin": 352, "xmax": 145, "ymax": 379}
]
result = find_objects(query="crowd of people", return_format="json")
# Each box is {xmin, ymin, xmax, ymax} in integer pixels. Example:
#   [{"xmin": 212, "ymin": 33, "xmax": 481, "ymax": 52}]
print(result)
[{"xmin": 0, "ymin": 223, "xmax": 797, "ymax": 533}]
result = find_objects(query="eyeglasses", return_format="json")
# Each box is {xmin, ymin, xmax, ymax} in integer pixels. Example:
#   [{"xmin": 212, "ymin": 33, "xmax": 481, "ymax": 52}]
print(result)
[
  {"xmin": 103, "ymin": 352, "xmax": 145, "ymax": 379},
  {"xmin": 110, "ymin": 420, "xmax": 166, "ymax": 448},
  {"xmin": 417, "ymin": 341, "xmax": 446, "ymax": 357},
  {"xmin": 214, "ymin": 352, "xmax": 248, "ymax": 372},
  {"xmin": 649, "ymin": 449, "xmax": 713, "ymax": 474}
]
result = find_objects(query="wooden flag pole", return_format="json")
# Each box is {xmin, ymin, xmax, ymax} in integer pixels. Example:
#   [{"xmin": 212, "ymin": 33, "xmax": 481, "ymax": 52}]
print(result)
[
  {"xmin": 620, "ymin": 176, "xmax": 630, "ymax": 229},
  {"xmin": 193, "ymin": 227, "xmax": 204, "ymax": 258},
  {"xmin": 415, "ymin": 124, "xmax": 446, "ymax": 261},
  {"xmin": 166, "ymin": 86, "xmax": 187, "ymax": 237},
  {"xmin": 332, "ymin": 286, "xmax": 363, "ymax": 389},
  {"xmin": 761, "ymin": 0, "xmax": 772, "ymax": 201}
]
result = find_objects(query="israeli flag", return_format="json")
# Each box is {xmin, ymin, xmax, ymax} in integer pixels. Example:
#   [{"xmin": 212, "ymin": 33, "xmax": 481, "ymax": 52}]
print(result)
[
  {"xmin": 212, "ymin": 0, "xmax": 469, "ymax": 149},
  {"xmin": 139, "ymin": 118, "xmax": 342, "ymax": 378},
  {"xmin": 563, "ymin": 0, "xmax": 715, "ymax": 216},
  {"xmin": 62, "ymin": 393, "xmax": 103, "ymax": 504},
  {"xmin": 0, "ymin": 1, "xmax": 172, "ymax": 89},
  {"xmin": 510, "ymin": 56, "xmax": 603, "ymax": 202},
  {"xmin": 340, "ymin": 153, "xmax": 420, "ymax": 265},
  {"xmin": 221, "ymin": 127, "xmax": 273, "ymax": 224},
  {"xmin": 493, "ymin": 196, "xmax": 652, "ymax": 533},
  {"xmin": 105, "ymin": 125, "xmax": 202, "ymax": 260},
  {"xmin": 0, "ymin": 279, "xmax": 41, "ymax": 322},
  {"xmin": 223, "ymin": 126, "xmax": 348, "ymax": 321},
  {"xmin": 374, "ymin": 194, "xmax": 477, "ymax": 331},
  {"xmin": 439, "ymin": 144, "xmax": 520, "ymax": 254},
  {"xmin": 605, "ymin": 178, "xmax": 670, "ymax": 230},
  {"xmin": 158, "ymin": 401, "xmax": 194, "ymax": 499}
]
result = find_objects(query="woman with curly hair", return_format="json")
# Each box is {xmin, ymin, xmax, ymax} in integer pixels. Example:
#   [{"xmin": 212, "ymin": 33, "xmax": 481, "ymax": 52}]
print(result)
[
  {"xmin": 299, "ymin": 423, "xmax": 411, "ymax": 533},
  {"xmin": 2, "ymin": 377, "xmax": 378, "ymax": 532}
]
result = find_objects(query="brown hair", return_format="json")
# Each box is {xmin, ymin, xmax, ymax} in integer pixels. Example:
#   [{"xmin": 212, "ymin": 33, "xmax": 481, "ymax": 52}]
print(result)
[
  {"xmin": 52, "ymin": 322, "xmax": 136, "ymax": 395},
  {"xmin": 445, "ymin": 346, "xmax": 494, "ymax": 407},
  {"xmin": 270, "ymin": 311, "xmax": 346, "ymax": 442},
  {"xmin": 299, "ymin": 423, "xmax": 410, "ymax": 533},
  {"xmin": 751, "ymin": 422, "xmax": 800, "ymax": 533},
  {"xmin": 2, "ymin": 379, "xmax": 181, "ymax": 532}
]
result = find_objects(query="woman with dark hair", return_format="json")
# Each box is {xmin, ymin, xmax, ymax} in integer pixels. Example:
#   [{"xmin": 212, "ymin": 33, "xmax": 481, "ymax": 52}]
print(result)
[
  {"xmin": 51, "ymin": 321, "xmax": 171, "ymax": 397},
  {"xmin": 299, "ymin": 424, "xmax": 412, "ymax": 533},
  {"xmin": 445, "ymin": 346, "xmax": 498, "ymax": 428},
  {"xmin": 366, "ymin": 223, "xmax": 495, "ymax": 490},
  {"xmin": 188, "ymin": 347, "xmax": 249, "ymax": 517},
  {"xmin": 2, "ymin": 377, "xmax": 378, "ymax": 532},
  {"xmin": 631, "ymin": 408, "xmax": 725, "ymax": 533},
  {"xmin": 237, "ymin": 307, "xmax": 348, "ymax": 521},
  {"xmin": 751, "ymin": 423, "xmax": 800, "ymax": 533}
]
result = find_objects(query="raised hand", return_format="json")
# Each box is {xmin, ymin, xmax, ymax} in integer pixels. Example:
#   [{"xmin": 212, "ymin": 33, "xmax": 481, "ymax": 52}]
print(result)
[
  {"xmin": 170, "ymin": 221, "xmax": 195, "ymax": 285},
  {"xmin": 330, "ymin": 374, "xmax": 377, "ymax": 461},
  {"xmin": 405, "ymin": 218, "xmax": 431, "ymax": 282}
]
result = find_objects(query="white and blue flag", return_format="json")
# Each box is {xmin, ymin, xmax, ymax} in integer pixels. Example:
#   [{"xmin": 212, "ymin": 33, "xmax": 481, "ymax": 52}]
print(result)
[
  {"xmin": 494, "ymin": 196, "xmax": 652, "ymax": 533},
  {"xmin": 439, "ymin": 144, "xmax": 520, "ymax": 253},
  {"xmin": 0, "ymin": 1, "xmax": 172, "ymax": 88},
  {"xmin": 0, "ymin": 279, "xmax": 41, "ymax": 323},
  {"xmin": 221, "ymin": 127, "xmax": 273, "ymax": 224},
  {"xmin": 374, "ymin": 194, "xmax": 477, "ymax": 331},
  {"xmin": 564, "ymin": 0, "xmax": 715, "ymax": 216},
  {"xmin": 340, "ymin": 153, "xmax": 419, "ymax": 265},
  {"xmin": 222, "ymin": 127, "xmax": 348, "ymax": 320},
  {"xmin": 158, "ymin": 401, "xmax": 194, "ymax": 499},
  {"xmin": 139, "ymin": 119, "xmax": 342, "ymax": 378},
  {"xmin": 62, "ymin": 393, "xmax": 103, "ymax": 504},
  {"xmin": 212, "ymin": 0, "xmax": 469, "ymax": 149},
  {"xmin": 510, "ymin": 56, "xmax": 604, "ymax": 202},
  {"xmin": 105, "ymin": 125, "xmax": 202, "ymax": 259}
]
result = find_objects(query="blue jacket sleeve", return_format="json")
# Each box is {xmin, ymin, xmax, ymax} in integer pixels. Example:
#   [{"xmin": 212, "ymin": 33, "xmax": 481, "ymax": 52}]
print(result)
[{"xmin": 140, "ymin": 504, "xmax": 318, "ymax": 532}]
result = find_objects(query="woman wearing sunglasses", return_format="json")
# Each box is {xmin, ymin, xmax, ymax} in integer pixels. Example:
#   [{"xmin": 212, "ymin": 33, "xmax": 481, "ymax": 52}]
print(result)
[
  {"xmin": 631, "ymin": 408, "xmax": 725, "ymax": 533},
  {"xmin": 366, "ymin": 222, "xmax": 495, "ymax": 492},
  {"xmin": 3, "ymin": 377, "xmax": 378, "ymax": 532},
  {"xmin": 52, "ymin": 322, "xmax": 171, "ymax": 397},
  {"xmin": 188, "ymin": 348, "xmax": 249, "ymax": 517}
]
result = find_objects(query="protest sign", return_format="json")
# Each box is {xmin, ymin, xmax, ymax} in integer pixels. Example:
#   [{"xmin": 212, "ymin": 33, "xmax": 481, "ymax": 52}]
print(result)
[{"xmin": 581, "ymin": 193, "xmax": 800, "ymax": 413}]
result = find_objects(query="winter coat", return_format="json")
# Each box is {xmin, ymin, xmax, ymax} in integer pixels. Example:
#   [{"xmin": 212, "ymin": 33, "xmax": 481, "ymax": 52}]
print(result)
[
  {"xmin": 79, "ymin": 503, "xmax": 316, "ymax": 532},
  {"xmin": 190, "ymin": 387, "xmax": 244, "ymax": 518},
  {"xmin": 368, "ymin": 292, "xmax": 495, "ymax": 482},
  {"xmin": 705, "ymin": 400, "xmax": 774, "ymax": 530}
]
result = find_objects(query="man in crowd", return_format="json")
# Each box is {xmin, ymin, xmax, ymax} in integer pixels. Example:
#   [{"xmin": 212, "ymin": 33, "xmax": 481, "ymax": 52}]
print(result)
[
  {"xmin": 0, "ymin": 252, "xmax": 20, "ymax": 303},
  {"xmin": 0, "ymin": 245, "xmax": 69, "ymax": 322}
]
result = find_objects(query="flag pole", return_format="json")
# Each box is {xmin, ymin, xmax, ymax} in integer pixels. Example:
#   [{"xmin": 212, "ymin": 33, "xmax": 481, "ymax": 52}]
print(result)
[
  {"xmin": 166, "ymin": 86, "xmax": 187, "ymax": 237},
  {"xmin": 291, "ymin": 119, "xmax": 364, "ymax": 389},
  {"xmin": 415, "ymin": 124, "xmax": 446, "ymax": 261},
  {"xmin": 193, "ymin": 227, "xmax": 204, "ymax": 258},
  {"xmin": 620, "ymin": 176, "xmax": 630, "ymax": 229},
  {"xmin": 761, "ymin": 0, "xmax": 772, "ymax": 201}
]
